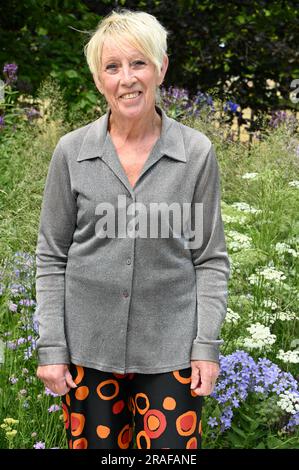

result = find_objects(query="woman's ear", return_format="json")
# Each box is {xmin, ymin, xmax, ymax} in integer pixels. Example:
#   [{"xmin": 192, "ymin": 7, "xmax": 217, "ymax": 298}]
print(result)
[
  {"xmin": 158, "ymin": 54, "xmax": 169, "ymax": 86},
  {"xmin": 93, "ymin": 73, "xmax": 103, "ymax": 95}
]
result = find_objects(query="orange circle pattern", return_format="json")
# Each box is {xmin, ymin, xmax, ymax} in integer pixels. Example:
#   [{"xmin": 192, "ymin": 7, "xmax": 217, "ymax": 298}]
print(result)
[{"xmin": 62, "ymin": 367, "xmax": 203, "ymax": 449}]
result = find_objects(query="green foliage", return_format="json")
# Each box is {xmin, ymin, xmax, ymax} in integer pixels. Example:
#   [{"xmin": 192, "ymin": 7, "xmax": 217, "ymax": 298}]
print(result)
[{"xmin": 1, "ymin": 0, "xmax": 298, "ymax": 121}]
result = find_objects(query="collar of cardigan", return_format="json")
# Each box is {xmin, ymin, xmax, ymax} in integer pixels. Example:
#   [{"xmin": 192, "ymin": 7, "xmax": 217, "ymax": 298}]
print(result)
[{"xmin": 76, "ymin": 104, "xmax": 187, "ymax": 163}]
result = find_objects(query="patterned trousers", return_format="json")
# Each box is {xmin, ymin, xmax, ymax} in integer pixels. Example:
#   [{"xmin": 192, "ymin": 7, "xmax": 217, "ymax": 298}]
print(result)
[{"xmin": 61, "ymin": 362, "xmax": 204, "ymax": 449}]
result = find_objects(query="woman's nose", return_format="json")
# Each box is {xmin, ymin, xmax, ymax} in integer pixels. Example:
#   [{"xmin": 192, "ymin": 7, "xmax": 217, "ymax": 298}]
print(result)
[{"xmin": 120, "ymin": 65, "xmax": 137, "ymax": 84}]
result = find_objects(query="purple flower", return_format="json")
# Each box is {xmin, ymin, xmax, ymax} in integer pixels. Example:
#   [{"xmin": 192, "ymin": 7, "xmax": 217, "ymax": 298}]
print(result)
[
  {"xmin": 269, "ymin": 110, "xmax": 297, "ymax": 129},
  {"xmin": 208, "ymin": 350, "xmax": 299, "ymax": 434},
  {"xmin": 224, "ymin": 100, "xmax": 240, "ymax": 114},
  {"xmin": 33, "ymin": 441, "xmax": 45, "ymax": 449},
  {"xmin": 0, "ymin": 115, "xmax": 5, "ymax": 129},
  {"xmin": 17, "ymin": 337, "xmax": 26, "ymax": 345},
  {"xmin": 8, "ymin": 302, "xmax": 18, "ymax": 312},
  {"xmin": 207, "ymin": 416, "xmax": 218, "ymax": 427},
  {"xmin": 24, "ymin": 346, "xmax": 34, "ymax": 360},
  {"xmin": 160, "ymin": 85, "xmax": 213, "ymax": 120},
  {"xmin": 193, "ymin": 90, "xmax": 214, "ymax": 109},
  {"xmin": 48, "ymin": 404, "xmax": 61, "ymax": 413},
  {"xmin": 19, "ymin": 299, "xmax": 36, "ymax": 307},
  {"xmin": 44, "ymin": 387, "xmax": 59, "ymax": 397},
  {"xmin": 24, "ymin": 107, "xmax": 40, "ymax": 121},
  {"xmin": 6, "ymin": 340, "xmax": 17, "ymax": 350},
  {"xmin": 9, "ymin": 283, "xmax": 26, "ymax": 296},
  {"xmin": 9, "ymin": 376, "xmax": 19, "ymax": 384},
  {"xmin": 32, "ymin": 313, "xmax": 39, "ymax": 334},
  {"xmin": 285, "ymin": 413, "xmax": 299, "ymax": 431},
  {"xmin": 3, "ymin": 63, "xmax": 18, "ymax": 84}
]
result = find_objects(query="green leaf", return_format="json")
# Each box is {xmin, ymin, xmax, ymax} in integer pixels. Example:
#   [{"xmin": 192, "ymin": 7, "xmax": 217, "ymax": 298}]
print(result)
[
  {"xmin": 238, "ymin": 409, "xmax": 255, "ymax": 423},
  {"xmin": 255, "ymin": 441, "xmax": 266, "ymax": 449},
  {"xmin": 84, "ymin": 91, "xmax": 98, "ymax": 104},
  {"xmin": 36, "ymin": 27, "xmax": 48, "ymax": 36},
  {"xmin": 65, "ymin": 70, "xmax": 79, "ymax": 79},
  {"xmin": 230, "ymin": 423, "xmax": 247, "ymax": 438},
  {"xmin": 226, "ymin": 431, "xmax": 245, "ymax": 448},
  {"xmin": 266, "ymin": 436, "xmax": 285, "ymax": 449}
]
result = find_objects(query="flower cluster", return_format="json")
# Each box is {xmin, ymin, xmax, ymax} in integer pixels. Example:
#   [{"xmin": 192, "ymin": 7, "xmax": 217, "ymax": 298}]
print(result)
[
  {"xmin": 275, "ymin": 242, "xmax": 298, "ymax": 258},
  {"xmin": 249, "ymin": 265, "xmax": 287, "ymax": 285},
  {"xmin": 224, "ymin": 100, "xmax": 241, "ymax": 115},
  {"xmin": 3, "ymin": 63, "xmax": 18, "ymax": 85},
  {"xmin": 226, "ymin": 230, "xmax": 252, "ymax": 252},
  {"xmin": 225, "ymin": 308, "xmax": 240, "ymax": 324},
  {"xmin": 288, "ymin": 180, "xmax": 299, "ymax": 189},
  {"xmin": 277, "ymin": 349, "xmax": 299, "ymax": 364},
  {"xmin": 277, "ymin": 391, "xmax": 299, "ymax": 414},
  {"xmin": 209, "ymin": 351, "xmax": 299, "ymax": 434},
  {"xmin": 0, "ymin": 417, "xmax": 19, "ymax": 448},
  {"xmin": 241, "ymin": 172, "xmax": 259, "ymax": 180},
  {"xmin": 242, "ymin": 323, "xmax": 276, "ymax": 350},
  {"xmin": 159, "ymin": 86, "xmax": 214, "ymax": 120},
  {"xmin": 231, "ymin": 201, "xmax": 261, "ymax": 214},
  {"xmin": 269, "ymin": 110, "xmax": 297, "ymax": 129}
]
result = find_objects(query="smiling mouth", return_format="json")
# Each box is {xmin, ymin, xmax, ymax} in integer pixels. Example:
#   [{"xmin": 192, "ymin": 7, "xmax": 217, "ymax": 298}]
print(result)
[{"xmin": 119, "ymin": 91, "xmax": 142, "ymax": 100}]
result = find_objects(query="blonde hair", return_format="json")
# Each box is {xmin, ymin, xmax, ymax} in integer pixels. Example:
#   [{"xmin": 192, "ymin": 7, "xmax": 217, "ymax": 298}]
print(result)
[{"xmin": 83, "ymin": 9, "xmax": 169, "ymax": 78}]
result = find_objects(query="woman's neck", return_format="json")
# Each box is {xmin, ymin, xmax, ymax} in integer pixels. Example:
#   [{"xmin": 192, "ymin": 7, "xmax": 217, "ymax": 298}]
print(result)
[{"xmin": 108, "ymin": 106, "xmax": 162, "ymax": 145}]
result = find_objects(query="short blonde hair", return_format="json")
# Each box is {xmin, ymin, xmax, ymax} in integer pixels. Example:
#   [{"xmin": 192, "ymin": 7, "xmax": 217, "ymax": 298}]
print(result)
[{"xmin": 84, "ymin": 9, "xmax": 169, "ymax": 78}]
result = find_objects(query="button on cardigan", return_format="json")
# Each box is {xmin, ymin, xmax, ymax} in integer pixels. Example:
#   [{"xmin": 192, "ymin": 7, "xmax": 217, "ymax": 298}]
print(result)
[{"xmin": 35, "ymin": 105, "xmax": 230, "ymax": 374}]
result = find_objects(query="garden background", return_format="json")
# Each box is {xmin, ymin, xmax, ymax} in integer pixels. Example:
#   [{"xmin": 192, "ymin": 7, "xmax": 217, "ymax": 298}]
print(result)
[{"xmin": 0, "ymin": 0, "xmax": 298, "ymax": 449}]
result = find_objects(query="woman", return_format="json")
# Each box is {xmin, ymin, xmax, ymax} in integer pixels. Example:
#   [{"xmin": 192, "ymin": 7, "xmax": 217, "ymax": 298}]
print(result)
[{"xmin": 35, "ymin": 9, "xmax": 230, "ymax": 450}]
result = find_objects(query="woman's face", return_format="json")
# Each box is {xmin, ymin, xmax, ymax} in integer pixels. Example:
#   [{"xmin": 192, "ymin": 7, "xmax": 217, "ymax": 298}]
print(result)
[{"xmin": 93, "ymin": 38, "xmax": 168, "ymax": 121}]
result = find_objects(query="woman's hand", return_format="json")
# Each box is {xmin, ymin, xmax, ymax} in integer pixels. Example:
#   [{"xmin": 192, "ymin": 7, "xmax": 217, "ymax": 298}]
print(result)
[
  {"xmin": 190, "ymin": 360, "xmax": 220, "ymax": 396},
  {"xmin": 36, "ymin": 364, "xmax": 78, "ymax": 396}
]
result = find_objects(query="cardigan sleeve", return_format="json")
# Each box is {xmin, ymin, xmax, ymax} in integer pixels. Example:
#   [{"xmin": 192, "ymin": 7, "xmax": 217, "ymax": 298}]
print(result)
[
  {"xmin": 189, "ymin": 143, "xmax": 231, "ymax": 364},
  {"xmin": 35, "ymin": 139, "xmax": 77, "ymax": 365}
]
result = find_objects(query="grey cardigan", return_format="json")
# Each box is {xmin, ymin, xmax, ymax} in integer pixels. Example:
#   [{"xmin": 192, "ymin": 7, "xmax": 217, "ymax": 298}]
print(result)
[{"xmin": 35, "ymin": 105, "xmax": 230, "ymax": 374}]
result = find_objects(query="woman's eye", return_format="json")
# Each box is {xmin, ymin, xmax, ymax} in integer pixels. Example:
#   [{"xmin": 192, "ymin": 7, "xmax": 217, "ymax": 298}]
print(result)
[
  {"xmin": 105, "ymin": 61, "xmax": 146, "ymax": 72},
  {"xmin": 106, "ymin": 64, "xmax": 118, "ymax": 71}
]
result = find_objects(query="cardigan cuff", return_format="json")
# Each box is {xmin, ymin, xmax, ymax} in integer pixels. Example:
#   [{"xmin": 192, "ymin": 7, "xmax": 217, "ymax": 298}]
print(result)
[
  {"xmin": 37, "ymin": 347, "xmax": 70, "ymax": 365},
  {"xmin": 190, "ymin": 340, "xmax": 224, "ymax": 364}
]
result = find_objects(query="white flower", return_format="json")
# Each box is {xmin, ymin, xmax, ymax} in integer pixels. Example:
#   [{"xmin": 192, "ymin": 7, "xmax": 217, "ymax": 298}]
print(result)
[
  {"xmin": 248, "ymin": 310, "xmax": 276, "ymax": 325},
  {"xmin": 275, "ymin": 242, "xmax": 289, "ymax": 253},
  {"xmin": 262, "ymin": 299, "xmax": 278, "ymax": 310},
  {"xmin": 259, "ymin": 267, "xmax": 286, "ymax": 282},
  {"xmin": 225, "ymin": 308, "xmax": 240, "ymax": 324},
  {"xmin": 241, "ymin": 172, "xmax": 259, "ymax": 180},
  {"xmin": 231, "ymin": 202, "xmax": 261, "ymax": 214},
  {"xmin": 249, "ymin": 266, "xmax": 287, "ymax": 284},
  {"xmin": 277, "ymin": 391, "xmax": 299, "ymax": 414},
  {"xmin": 276, "ymin": 310, "xmax": 298, "ymax": 321},
  {"xmin": 222, "ymin": 214, "xmax": 247, "ymax": 224},
  {"xmin": 227, "ymin": 230, "xmax": 252, "ymax": 251},
  {"xmin": 243, "ymin": 322, "xmax": 276, "ymax": 349},
  {"xmin": 277, "ymin": 349, "xmax": 299, "ymax": 364},
  {"xmin": 248, "ymin": 273, "xmax": 259, "ymax": 285},
  {"xmin": 288, "ymin": 180, "xmax": 299, "ymax": 188},
  {"xmin": 275, "ymin": 242, "xmax": 298, "ymax": 258}
]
